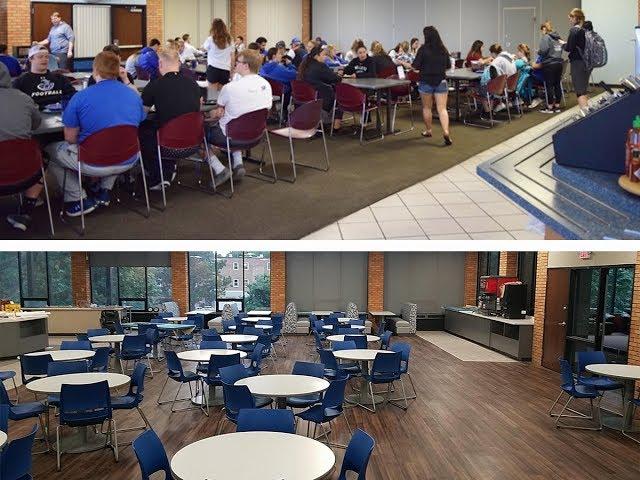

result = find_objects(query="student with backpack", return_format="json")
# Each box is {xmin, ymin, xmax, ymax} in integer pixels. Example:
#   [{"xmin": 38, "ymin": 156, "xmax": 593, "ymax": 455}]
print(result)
[
  {"xmin": 564, "ymin": 8, "xmax": 598, "ymax": 111},
  {"xmin": 538, "ymin": 21, "xmax": 565, "ymax": 113}
]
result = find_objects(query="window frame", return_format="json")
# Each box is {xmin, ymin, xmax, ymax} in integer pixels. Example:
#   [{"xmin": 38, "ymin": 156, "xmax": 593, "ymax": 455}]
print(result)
[{"xmin": 90, "ymin": 265, "xmax": 172, "ymax": 310}]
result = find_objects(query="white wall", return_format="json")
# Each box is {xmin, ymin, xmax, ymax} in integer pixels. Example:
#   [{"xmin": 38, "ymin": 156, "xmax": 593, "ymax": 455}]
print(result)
[
  {"xmin": 164, "ymin": 0, "xmax": 228, "ymax": 47},
  {"xmin": 548, "ymin": 252, "xmax": 637, "ymax": 268},
  {"xmin": 247, "ymin": 0, "xmax": 301, "ymax": 46}
]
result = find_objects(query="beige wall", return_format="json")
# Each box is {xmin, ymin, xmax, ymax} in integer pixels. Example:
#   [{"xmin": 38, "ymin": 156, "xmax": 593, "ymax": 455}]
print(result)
[
  {"xmin": 164, "ymin": 0, "xmax": 229, "ymax": 47},
  {"xmin": 547, "ymin": 252, "xmax": 638, "ymax": 269},
  {"xmin": 246, "ymin": 0, "xmax": 301, "ymax": 47}
]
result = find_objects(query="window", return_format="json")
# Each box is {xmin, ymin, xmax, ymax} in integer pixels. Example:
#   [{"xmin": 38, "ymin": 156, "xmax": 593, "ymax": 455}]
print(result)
[
  {"xmin": 90, "ymin": 265, "xmax": 172, "ymax": 310},
  {"xmin": 0, "ymin": 253, "xmax": 20, "ymax": 303},
  {"xmin": 244, "ymin": 251, "xmax": 270, "ymax": 312},
  {"xmin": 233, "ymin": 279, "xmax": 239, "ymax": 287},
  {"xmin": 233, "ymin": 262, "xmax": 239, "ymax": 270},
  {"xmin": 91, "ymin": 266, "xmax": 119, "ymax": 306},
  {"xmin": 244, "ymin": 263, "xmax": 249, "ymax": 270},
  {"xmin": 188, "ymin": 252, "xmax": 216, "ymax": 310},
  {"xmin": 244, "ymin": 279, "xmax": 249, "ymax": 286},
  {"xmin": 477, "ymin": 252, "xmax": 500, "ymax": 296},
  {"xmin": 217, "ymin": 251, "xmax": 243, "ymax": 300},
  {"xmin": 517, "ymin": 252, "xmax": 537, "ymax": 315}
]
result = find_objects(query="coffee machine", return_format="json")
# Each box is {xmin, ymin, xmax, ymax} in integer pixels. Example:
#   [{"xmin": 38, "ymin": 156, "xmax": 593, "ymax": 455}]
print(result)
[
  {"xmin": 477, "ymin": 276, "xmax": 519, "ymax": 316},
  {"xmin": 501, "ymin": 283, "xmax": 527, "ymax": 319}
]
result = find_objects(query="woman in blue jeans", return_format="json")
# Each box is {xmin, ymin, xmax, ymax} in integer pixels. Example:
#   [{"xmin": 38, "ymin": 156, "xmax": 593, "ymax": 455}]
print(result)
[{"xmin": 411, "ymin": 26, "xmax": 452, "ymax": 146}]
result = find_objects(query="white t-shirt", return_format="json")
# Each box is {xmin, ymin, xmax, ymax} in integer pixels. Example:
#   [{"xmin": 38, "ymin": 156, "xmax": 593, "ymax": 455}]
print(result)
[
  {"xmin": 217, "ymin": 74, "xmax": 273, "ymax": 134},
  {"xmin": 182, "ymin": 42, "xmax": 199, "ymax": 59},
  {"xmin": 203, "ymin": 36, "xmax": 234, "ymax": 71},
  {"xmin": 492, "ymin": 52, "xmax": 517, "ymax": 77}
]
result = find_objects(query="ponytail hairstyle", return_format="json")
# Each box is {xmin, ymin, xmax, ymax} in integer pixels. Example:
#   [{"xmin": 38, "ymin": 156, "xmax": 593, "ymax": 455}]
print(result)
[
  {"xmin": 540, "ymin": 21, "xmax": 553, "ymax": 34},
  {"xmin": 517, "ymin": 43, "xmax": 531, "ymax": 62},
  {"xmin": 297, "ymin": 45, "xmax": 325, "ymax": 80},
  {"xmin": 569, "ymin": 8, "xmax": 585, "ymax": 25}
]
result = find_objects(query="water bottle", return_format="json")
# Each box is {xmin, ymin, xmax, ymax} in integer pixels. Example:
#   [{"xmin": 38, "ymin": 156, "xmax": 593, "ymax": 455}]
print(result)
[{"xmin": 450, "ymin": 57, "xmax": 456, "ymax": 72}]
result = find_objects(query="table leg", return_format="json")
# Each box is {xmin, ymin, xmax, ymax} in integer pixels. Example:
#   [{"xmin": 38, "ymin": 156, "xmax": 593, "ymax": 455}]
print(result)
[
  {"xmin": 192, "ymin": 383, "xmax": 224, "ymax": 407},
  {"xmin": 54, "ymin": 426, "xmax": 112, "ymax": 454},
  {"xmin": 456, "ymin": 80, "xmax": 461, "ymax": 122},
  {"xmin": 599, "ymin": 379, "xmax": 635, "ymax": 431},
  {"xmin": 344, "ymin": 361, "xmax": 385, "ymax": 407},
  {"xmin": 275, "ymin": 397, "xmax": 287, "ymax": 409},
  {"xmin": 385, "ymin": 87, "xmax": 393, "ymax": 134}
]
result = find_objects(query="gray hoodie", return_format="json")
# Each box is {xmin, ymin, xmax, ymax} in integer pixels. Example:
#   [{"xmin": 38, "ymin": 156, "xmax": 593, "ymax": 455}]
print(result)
[
  {"xmin": 538, "ymin": 31, "xmax": 564, "ymax": 66},
  {"xmin": 0, "ymin": 63, "xmax": 41, "ymax": 142}
]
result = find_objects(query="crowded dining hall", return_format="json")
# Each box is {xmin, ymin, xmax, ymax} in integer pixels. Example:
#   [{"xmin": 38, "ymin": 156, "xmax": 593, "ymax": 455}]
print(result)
[
  {"xmin": 0, "ymin": 1, "xmax": 634, "ymax": 241},
  {"xmin": 0, "ymin": 249, "xmax": 639, "ymax": 479}
]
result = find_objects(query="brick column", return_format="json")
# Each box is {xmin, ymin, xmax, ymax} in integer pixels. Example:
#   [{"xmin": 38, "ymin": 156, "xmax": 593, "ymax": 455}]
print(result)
[
  {"xmin": 531, "ymin": 252, "xmax": 549, "ymax": 367},
  {"xmin": 170, "ymin": 252, "xmax": 189, "ymax": 314},
  {"xmin": 463, "ymin": 252, "xmax": 478, "ymax": 306},
  {"xmin": 499, "ymin": 252, "xmax": 518, "ymax": 277},
  {"xmin": 367, "ymin": 253, "xmax": 384, "ymax": 314},
  {"xmin": 2, "ymin": 0, "xmax": 30, "ymax": 50},
  {"xmin": 629, "ymin": 252, "xmax": 640, "ymax": 393},
  {"xmin": 71, "ymin": 253, "xmax": 91, "ymax": 307},
  {"xmin": 146, "ymin": 0, "xmax": 164, "ymax": 44},
  {"xmin": 302, "ymin": 0, "xmax": 311, "ymax": 42},
  {"xmin": 270, "ymin": 252, "xmax": 286, "ymax": 314},
  {"xmin": 230, "ymin": 0, "xmax": 247, "ymax": 41}
]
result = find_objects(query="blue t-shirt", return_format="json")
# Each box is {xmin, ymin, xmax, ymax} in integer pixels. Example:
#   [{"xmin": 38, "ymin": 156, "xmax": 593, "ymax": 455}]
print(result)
[
  {"xmin": 0, "ymin": 55, "xmax": 21, "ymax": 77},
  {"xmin": 62, "ymin": 79, "xmax": 145, "ymax": 144},
  {"xmin": 48, "ymin": 22, "xmax": 75, "ymax": 54}
]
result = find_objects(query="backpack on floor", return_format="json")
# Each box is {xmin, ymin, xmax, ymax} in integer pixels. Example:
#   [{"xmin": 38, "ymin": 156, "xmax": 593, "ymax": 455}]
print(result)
[{"xmin": 580, "ymin": 29, "xmax": 608, "ymax": 70}]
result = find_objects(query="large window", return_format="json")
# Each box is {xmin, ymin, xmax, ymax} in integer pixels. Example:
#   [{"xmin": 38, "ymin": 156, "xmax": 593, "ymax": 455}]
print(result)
[
  {"xmin": 0, "ymin": 252, "xmax": 72, "ymax": 306},
  {"xmin": 90, "ymin": 266, "xmax": 172, "ymax": 310},
  {"xmin": 188, "ymin": 252, "xmax": 270, "ymax": 311},
  {"xmin": 477, "ymin": 252, "xmax": 500, "ymax": 296},
  {"xmin": 517, "ymin": 252, "xmax": 537, "ymax": 315}
]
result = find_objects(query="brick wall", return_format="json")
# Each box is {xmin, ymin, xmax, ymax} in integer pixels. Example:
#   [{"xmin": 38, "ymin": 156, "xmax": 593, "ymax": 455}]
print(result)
[
  {"xmin": 463, "ymin": 252, "xmax": 478, "ymax": 306},
  {"xmin": 629, "ymin": 252, "xmax": 640, "ymax": 394},
  {"xmin": 230, "ymin": 0, "xmax": 247, "ymax": 41},
  {"xmin": 531, "ymin": 252, "xmax": 549, "ymax": 367},
  {"xmin": 170, "ymin": 252, "xmax": 189, "ymax": 314},
  {"xmin": 146, "ymin": 0, "xmax": 164, "ymax": 44},
  {"xmin": 499, "ymin": 252, "xmax": 518, "ymax": 277},
  {"xmin": 3, "ymin": 0, "xmax": 30, "ymax": 50},
  {"xmin": 270, "ymin": 252, "xmax": 286, "ymax": 314},
  {"xmin": 302, "ymin": 0, "xmax": 311, "ymax": 42},
  {"xmin": 0, "ymin": 1, "xmax": 7, "ymax": 45},
  {"xmin": 71, "ymin": 252, "xmax": 91, "ymax": 307},
  {"xmin": 367, "ymin": 253, "xmax": 384, "ymax": 313}
]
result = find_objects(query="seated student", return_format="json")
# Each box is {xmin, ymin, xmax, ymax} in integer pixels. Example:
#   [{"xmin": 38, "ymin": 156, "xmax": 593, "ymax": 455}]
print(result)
[
  {"xmin": 465, "ymin": 40, "xmax": 490, "ymax": 67},
  {"xmin": 45, "ymin": 51, "xmax": 145, "ymax": 217},
  {"xmin": 0, "ymin": 63, "xmax": 43, "ymax": 231},
  {"xmin": 298, "ymin": 45, "xmax": 342, "ymax": 131},
  {"xmin": 345, "ymin": 39, "xmax": 365, "ymax": 63},
  {"xmin": 87, "ymin": 44, "xmax": 136, "ymax": 92},
  {"xmin": 13, "ymin": 45, "xmax": 75, "ymax": 110},
  {"xmin": 488, "ymin": 43, "xmax": 516, "ymax": 77},
  {"xmin": 138, "ymin": 49, "xmax": 221, "ymax": 190},
  {"xmin": 390, "ymin": 41, "xmax": 413, "ymax": 69},
  {"xmin": 513, "ymin": 43, "xmax": 541, "ymax": 109},
  {"xmin": 260, "ymin": 47, "xmax": 297, "ymax": 92},
  {"xmin": 234, "ymin": 36, "xmax": 245, "ymax": 53},
  {"xmin": 182, "ymin": 33, "xmax": 201, "ymax": 58},
  {"xmin": 177, "ymin": 39, "xmax": 196, "ymax": 64},
  {"xmin": 206, "ymin": 49, "xmax": 272, "ymax": 181},
  {"xmin": 370, "ymin": 41, "xmax": 395, "ymax": 74},
  {"xmin": 0, "ymin": 43, "xmax": 21, "ymax": 77},
  {"xmin": 324, "ymin": 45, "xmax": 348, "ymax": 68},
  {"xmin": 343, "ymin": 45, "xmax": 376, "ymax": 78},
  {"xmin": 137, "ymin": 38, "xmax": 162, "ymax": 79},
  {"xmin": 255, "ymin": 37, "xmax": 268, "ymax": 56},
  {"xmin": 125, "ymin": 51, "xmax": 141, "ymax": 78},
  {"xmin": 290, "ymin": 37, "xmax": 307, "ymax": 68}
]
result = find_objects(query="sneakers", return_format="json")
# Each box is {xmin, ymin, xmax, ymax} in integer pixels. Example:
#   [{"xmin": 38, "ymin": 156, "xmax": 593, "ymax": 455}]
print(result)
[
  {"xmin": 539, "ymin": 107, "xmax": 556, "ymax": 114},
  {"xmin": 149, "ymin": 180, "xmax": 170, "ymax": 192},
  {"xmin": 6, "ymin": 214, "xmax": 32, "ymax": 232},
  {"xmin": 232, "ymin": 165, "xmax": 246, "ymax": 181},
  {"xmin": 494, "ymin": 102, "xmax": 507, "ymax": 113},
  {"xmin": 65, "ymin": 197, "xmax": 97, "ymax": 217},
  {"xmin": 529, "ymin": 98, "xmax": 543, "ymax": 109},
  {"xmin": 94, "ymin": 188, "xmax": 111, "ymax": 207},
  {"xmin": 212, "ymin": 168, "xmax": 232, "ymax": 188}
]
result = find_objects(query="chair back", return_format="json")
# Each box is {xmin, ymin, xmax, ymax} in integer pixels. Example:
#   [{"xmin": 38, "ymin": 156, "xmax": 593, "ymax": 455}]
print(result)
[
  {"xmin": 47, "ymin": 360, "xmax": 88, "ymax": 377},
  {"xmin": 313, "ymin": 330, "xmax": 325, "ymax": 351},
  {"xmin": 200, "ymin": 340, "xmax": 227, "ymax": 350},
  {"xmin": 318, "ymin": 349, "xmax": 339, "ymax": 372},
  {"xmin": 332, "ymin": 340, "xmax": 357, "ymax": 352},
  {"xmin": 60, "ymin": 340, "xmax": 93, "ymax": 351},
  {"xmin": 59, "ymin": 380, "xmax": 112, "ymax": 424},
  {"xmin": 289, "ymin": 99, "xmax": 323, "ymax": 131},
  {"xmin": 187, "ymin": 314, "xmax": 205, "ymax": 331},
  {"xmin": 236, "ymin": 409, "xmax": 295, "ymax": 434},
  {"xmin": 0, "ymin": 139, "xmax": 44, "ymax": 194},
  {"xmin": 506, "ymin": 71, "xmax": 520, "ymax": 92},
  {"xmin": 219, "ymin": 363, "xmax": 249, "ymax": 384},
  {"xmin": 114, "ymin": 321, "xmax": 125, "ymax": 335},
  {"xmin": 19, "ymin": 354, "xmax": 52, "ymax": 385},
  {"xmin": 243, "ymin": 327, "xmax": 262, "ymax": 336},
  {"xmin": 390, "ymin": 342, "xmax": 411, "ymax": 371},
  {"xmin": 380, "ymin": 331, "xmax": 392, "ymax": 350},
  {"xmin": 226, "ymin": 109, "xmax": 269, "ymax": 145},
  {"xmin": 222, "ymin": 383, "xmax": 255, "ymax": 420},
  {"xmin": 266, "ymin": 78, "xmax": 285, "ymax": 97},
  {"xmin": 0, "ymin": 424, "xmax": 38, "ymax": 480},
  {"xmin": 76, "ymin": 333, "xmax": 90, "ymax": 341},
  {"xmin": 406, "ymin": 70, "xmax": 420, "ymax": 85},
  {"xmin": 345, "ymin": 335, "xmax": 367, "ymax": 350},
  {"xmin": 559, "ymin": 359, "xmax": 576, "ymax": 390},
  {"xmin": 336, "ymin": 83, "xmax": 367, "ymax": 112},
  {"xmin": 79, "ymin": 126, "xmax": 140, "ymax": 168},
  {"xmin": 377, "ymin": 66, "xmax": 397, "ymax": 79},
  {"xmin": 322, "ymin": 375, "xmax": 349, "ymax": 411},
  {"xmin": 291, "ymin": 80, "xmax": 318, "ymax": 104},
  {"xmin": 248, "ymin": 344, "xmax": 266, "ymax": 372},
  {"xmin": 132, "ymin": 429, "xmax": 172, "ymax": 480},
  {"xmin": 0, "ymin": 404, "xmax": 8, "ymax": 432},
  {"xmin": 387, "ymin": 74, "xmax": 411, "ymax": 97},
  {"xmin": 292, "ymin": 361, "xmax": 325, "ymax": 378},
  {"xmin": 371, "ymin": 352, "xmax": 401, "ymax": 381},
  {"xmin": 207, "ymin": 353, "xmax": 241, "ymax": 382},
  {"xmin": 222, "ymin": 319, "xmax": 235, "ymax": 332},
  {"xmin": 349, "ymin": 319, "xmax": 365, "ymax": 327},
  {"xmin": 257, "ymin": 319, "xmax": 272, "ymax": 326},
  {"xmin": 201, "ymin": 329, "xmax": 221, "ymax": 341},
  {"xmin": 91, "ymin": 347, "xmax": 111, "ymax": 372},
  {"xmin": 122, "ymin": 334, "xmax": 148, "ymax": 355},
  {"xmin": 130, "ymin": 363, "xmax": 148, "ymax": 398},
  {"xmin": 486, "ymin": 74, "xmax": 507, "ymax": 96},
  {"xmin": 87, "ymin": 328, "xmax": 109, "ymax": 338},
  {"xmin": 164, "ymin": 350, "xmax": 186, "ymax": 378},
  {"xmin": 577, "ymin": 351, "xmax": 606, "ymax": 376},
  {"xmin": 0, "ymin": 382, "xmax": 12, "ymax": 407},
  {"xmin": 139, "ymin": 323, "xmax": 160, "ymax": 344},
  {"xmin": 157, "ymin": 112, "xmax": 204, "ymax": 151},
  {"xmin": 338, "ymin": 429, "xmax": 375, "ymax": 480},
  {"xmin": 339, "ymin": 328, "xmax": 360, "ymax": 335}
]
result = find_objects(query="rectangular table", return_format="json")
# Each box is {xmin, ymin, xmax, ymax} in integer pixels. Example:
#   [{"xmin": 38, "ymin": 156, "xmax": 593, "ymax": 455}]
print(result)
[
  {"xmin": 341, "ymin": 77, "xmax": 411, "ymax": 137},
  {"xmin": 369, "ymin": 311, "xmax": 396, "ymax": 332},
  {"xmin": 33, "ymin": 113, "xmax": 64, "ymax": 136},
  {"xmin": 445, "ymin": 68, "xmax": 482, "ymax": 122}
]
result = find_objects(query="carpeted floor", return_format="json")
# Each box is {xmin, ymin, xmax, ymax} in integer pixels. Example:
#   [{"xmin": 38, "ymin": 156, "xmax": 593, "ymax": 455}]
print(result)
[{"xmin": 0, "ymin": 92, "xmax": 588, "ymax": 240}]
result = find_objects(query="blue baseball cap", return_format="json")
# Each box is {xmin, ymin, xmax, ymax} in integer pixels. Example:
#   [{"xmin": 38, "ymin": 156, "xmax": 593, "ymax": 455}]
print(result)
[{"xmin": 291, "ymin": 37, "xmax": 301, "ymax": 45}]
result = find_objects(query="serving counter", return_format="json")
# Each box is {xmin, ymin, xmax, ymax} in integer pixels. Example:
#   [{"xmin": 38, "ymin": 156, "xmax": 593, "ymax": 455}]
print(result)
[
  {"xmin": 22, "ymin": 306, "xmax": 126, "ymax": 335},
  {"xmin": 0, "ymin": 311, "xmax": 50, "ymax": 358}
]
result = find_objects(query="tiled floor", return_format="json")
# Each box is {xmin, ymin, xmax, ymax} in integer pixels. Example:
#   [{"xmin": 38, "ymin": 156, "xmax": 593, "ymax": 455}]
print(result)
[{"xmin": 302, "ymin": 109, "xmax": 587, "ymax": 240}]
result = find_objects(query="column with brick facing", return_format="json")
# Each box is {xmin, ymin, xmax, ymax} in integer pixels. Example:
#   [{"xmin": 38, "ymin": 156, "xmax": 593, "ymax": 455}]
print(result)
[
  {"xmin": 463, "ymin": 252, "xmax": 478, "ymax": 306},
  {"xmin": 302, "ymin": 0, "xmax": 311, "ymax": 42},
  {"xmin": 628, "ymin": 252, "xmax": 640, "ymax": 393},
  {"xmin": 146, "ymin": 0, "xmax": 164, "ymax": 44},
  {"xmin": 71, "ymin": 253, "xmax": 91, "ymax": 307},
  {"xmin": 270, "ymin": 253, "xmax": 286, "ymax": 314},
  {"xmin": 3, "ymin": 0, "xmax": 30, "ymax": 50},
  {"xmin": 230, "ymin": 0, "xmax": 247, "ymax": 41},
  {"xmin": 170, "ymin": 252, "xmax": 189, "ymax": 314},
  {"xmin": 531, "ymin": 252, "xmax": 549, "ymax": 367},
  {"xmin": 367, "ymin": 253, "xmax": 384, "ymax": 314},
  {"xmin": 499, "ymin": 252, "xmax": 518, "ymax": 277}
]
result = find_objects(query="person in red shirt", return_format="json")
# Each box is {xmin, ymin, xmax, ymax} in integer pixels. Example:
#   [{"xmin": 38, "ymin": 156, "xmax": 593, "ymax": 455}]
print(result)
[{"xmin": 465, "ymin": 40, "xmax": 490, "ymax": 68}]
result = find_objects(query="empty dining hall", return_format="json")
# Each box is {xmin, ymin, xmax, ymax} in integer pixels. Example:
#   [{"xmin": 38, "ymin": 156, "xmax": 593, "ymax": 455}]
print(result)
[
  {"xmin": 1, "ymin": 0, "xmax": 637, "ymax": 241},
  {"xmin": 0, "ymin": 249, "xmax": 638, "ymax": 479}
]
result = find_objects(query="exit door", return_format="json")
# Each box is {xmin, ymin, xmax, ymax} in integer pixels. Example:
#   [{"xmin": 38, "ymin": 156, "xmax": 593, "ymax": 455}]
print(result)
[{"xmin": 503, "ymin": 7, "xmax": 536, "ymax": 52}]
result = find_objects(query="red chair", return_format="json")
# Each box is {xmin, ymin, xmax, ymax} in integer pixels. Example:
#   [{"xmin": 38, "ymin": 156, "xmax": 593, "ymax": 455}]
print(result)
[
  {"xmin": 406, "ymin": 70, "xmax": 420, "ymax": 86},
  {"xmin": 332, "ymin": 83, "xmax": 383, "ymax": 145},
  {"xmin": 387, "ymin": 75, "xmax": 415, "ymax": 135},
  {"xmin": 377, "ymin": 66, "xmax": 397, "ymax": 79},
  {"xmin": 155, "ymin": 112, "xmax": 213, "ymax": 208},
  {"xmin": 135, "ymin": 66, "xmax": 150, "ymax": 81},
  {"xmin": 269, "ymin": 99, "xmax": 329, "ymax": 182},
  {"xmin": 0, "ymin": 138, "xmax": 54, "ymax": 237},
  {"xmin": 66, "ymin": 125, "xmax": 150, "ymax": 235},
  {"xmin": 266, "ymin": 78, "xmax": 286, "ymax": 126},
  {"xmin": 290, "ymin": 80, "xmax": 317, "ymax": 109},
  {"xmin": 506, "ymin": 71, "xmax": 522, "ymax": 118},
  {"xmin": 464, "ymin": 74, "xmax": 508, "ymax": 129},
  {"xmin": 208, "ymin": 109, "xmax": 276, "ymax": 194}
]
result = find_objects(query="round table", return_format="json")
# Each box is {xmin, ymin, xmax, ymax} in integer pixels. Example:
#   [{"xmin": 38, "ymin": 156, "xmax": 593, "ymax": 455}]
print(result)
[
  {"xmin": 333, "ymin": 349, "xmax": 394, "ymax": 408},
  {"xmin": 220, "ymin": 334, "xmax": 258, "ymax": 349},
  {"xmin": 88, "ymin": 334, "xmax": 125, "ymax": 373},
  {"xmin": 165, "ymin": 317, "xmax": 188, "ymax": 323},
  {"xmin": 236, "ymin": 374, "xmax": 330, "ymax": 409},
  {"xmin": 26, "ymin": 350, "xmax": 95, "ymax": 362},
  {"xmin": 0, "ymin": 431, "xmax": 6, "ymax": 448},
  {"xmin": 326, "ymin": 334, "xmax": 380, "ymax": 343},
  {"xmin": 585, "ymin": 364, "xmax": 640, "ymax": 431},
  {"xmin": 26, "ymin": 372, "xmax": 131, "ymax": 454},
  {"xmin": 241, "ymin": 318, "xmax": 260, "ymax": 323},
  {"xmin": 171, "ymin": 432, "xmax": 335, "ymax": 480},
  {"xmin": 323, "ymin": 324, "xmax": 365, "ymax": 331},
  {"xmin": 337, "ymin": 318, "xmax": 355, "ymax": 323}
]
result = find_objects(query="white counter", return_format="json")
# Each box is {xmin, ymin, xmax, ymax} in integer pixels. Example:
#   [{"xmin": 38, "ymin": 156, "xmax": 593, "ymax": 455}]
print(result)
[
  {"xmin": 0, "ymin": 311, "xmax": 50, "ymax": 323},
  {"xmin": 444, "ymin": 307, "xmax": 534, "ymax": 326}
]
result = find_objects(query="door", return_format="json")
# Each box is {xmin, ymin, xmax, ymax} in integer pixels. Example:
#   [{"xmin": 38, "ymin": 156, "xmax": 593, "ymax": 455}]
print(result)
[
  {"xmin": 503, "ymin": 7, "xmax": 536, "ymax": 53},
  {"xmin": 541, "ymin": 269, "xmax": 570, "ymax": 371},
  {"xmin": 32, "ymin": 2, "xmax": 73, "ymax": 44},
  {"xmin": 112, "ymin": 6, "xmax": 145, "ymax": 60}
]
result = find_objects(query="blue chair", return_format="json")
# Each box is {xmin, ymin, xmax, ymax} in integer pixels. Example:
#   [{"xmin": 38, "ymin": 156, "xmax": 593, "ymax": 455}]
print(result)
[
  {"xmin": 139, "ymin": 324, "xmax": 161, "ymax": 364},
  {"xmin": 132, "ymin": 429, "xmax": 171, "ymax": 480},
  {"xmin": 20, "ymin": 354, "xmax": 52, "ymax": 386},
  {"xmin": 286, "ymin": 362, "xmax": 325, "ymax": 409},
  {"xmin": 313, "ymin": 330, "xmax": 326, "ymax": 358},
  {"xmin": 91, "ymin": 347, "xmax": 111, "ymax": 372},
  {"xmin": 245, "ymin": 343, "xmax": 266, "ymax": 376},
  {"xmin": 87, "ymin": 328, "xmax": 109, "ymax": 338},
  {"xmin": 60, "ymin": 340, "xmax": 92, "ymax": 351},
  {"xmin": 0, "ymin": 424, "xmax": 38, "ymax": 480},
  {"xmin": 548, "ymin": 359, "xmax": 602, "ymax": 430},
  {"xmin": 390, "ymin": 343, "xmax": 416, "ymax": 400},
  {"xmin": 201, "ymin": 329, "xmax": 222, "ymax": 342},
  {"xmin": 187, "ymin": 314, "xmax": 205, "ymax": 333},
  {"xmin": 218, "ymin": 364, "xmax": 272, "ymax": 409},
  {"xmin": 0, "ymin": 404, "xmax": 7, "ymax": 432},
  {"xmin": 256, "ymin": 319, "xmax": 273, "ymax": 325},
  {"xmin": 338, "ymin": 429, "xmax": 375, "ymax": 480},
  {"xmin": 349, "ymin": 319, "xmax": 365, "ymax": 327},
  {"xmin": 218, "ymin": 383, "xmax": 256, "ymax": 435},
  {"xmin": 241, "ymin": 327, "xmax": 262, "ymax": 337},
  {"xmin": 222, "ymin": 320, "xmax": 235, "ymax": 333},
  {"xmin": 622, "ymin": 397, "xmax": 640, "ymax": 444},
  {"xmin": 157, "ymin": 350, "xmax": 202, "ymax": 413},
  {"xmin": 75, "ymin": 333, "xmax": 89, "ymax": 341},
  {"xmin": 0, "ymin": 380, "xmax": 48, "ymax": 452},
  {"xmin": 379, "ymin": 331, "xmax": 392, "ymax": 350},
  {"xmin": 576, "ymin": 351, "xmax": 624, "ymax": 401},
  {"xmin": 376, "ymin": 318, "xmax": 387, "ymax": 336},
  {"xmin": 200, "ymin": 340, "xmax": 228, "ymax": 350},
  {"xmin": 0, "ymin": 371, "xmax": 18, "ymax": 403},
  {"xmin": 112, "ymin": 363, "xmax": 151, "ymax": 444},
  {"xmin": 236, "ymin": 408, "xmax": 295, "ymax": 433},
  {"xmin": 114, "ymin": 321, "xmax": 125, "ymax": 335},
  {"xmin": 339, "ymin": 328, "xmax": 361, "ymax": 335},
  {"xmin": 318, "ymin": 349, "xmax": 339, "ymax": 379},
  {"xmin": 120, "ymin": 334, "xmax": 152, "ymax": 377},
  {"xmin": 331, "ymin": 341, "xmax": 361, "ymax": 376},
  {"xmin": 56, "ymin": 380, "xmax": 117, "ymax": 470},
  {"xmin": 362, "ymin": 352, "xmax": 406, "ymax": 413},
  {"xmin": 202, "ymin": 353, "xmax": 241, "ymax": 416},
  {"xmin": 46, "ymin": 360, "xmax": 89, "ymax": 408},
  {"xmin": 345, "ymin": 335, "xmax": 367, "ymax": 350},
  {"xmin": 296, "ymin": 374, "xmax": 352, "ymax": 446}
]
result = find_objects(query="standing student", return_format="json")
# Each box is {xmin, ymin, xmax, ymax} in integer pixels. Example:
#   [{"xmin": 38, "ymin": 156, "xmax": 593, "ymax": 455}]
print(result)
[
  {"xmin": 0, "ymin": 44, "xmax": 21, "ymax": 77},
  {"xmin": 203, "ymin": 18, "xmax": 234, "ymax": 90},
  {"xmin": 412, "ymin": 26, "xmax": 451, "ymax": 146},
  {"xmin": 37, "ymin": 12, "xmax": 74, "ymax": 70},
  {"xmin": 343, "ymin": 46, "xmax": 376, "ymax": 78},
  {"xmin": 564, "ymin": 7, "xmax": 590, "ymax": 111},
  {"xmin": 538, "ymin": 21, "xmax": 564, "ymax": 113}
]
